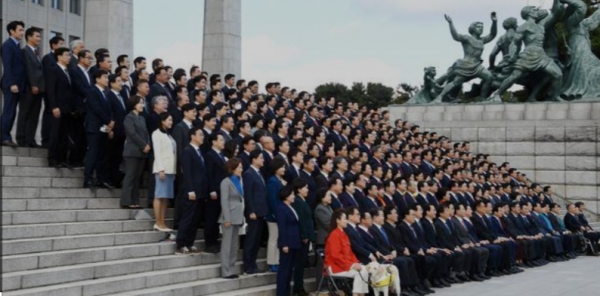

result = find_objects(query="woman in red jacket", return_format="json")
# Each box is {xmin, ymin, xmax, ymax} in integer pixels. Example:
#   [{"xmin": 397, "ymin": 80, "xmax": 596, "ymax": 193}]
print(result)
[{"xmin": 324, "ymin": 209, "xmax": 369, "ymax": 296}]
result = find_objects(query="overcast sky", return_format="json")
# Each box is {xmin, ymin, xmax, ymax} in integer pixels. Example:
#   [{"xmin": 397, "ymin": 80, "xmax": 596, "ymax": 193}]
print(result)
[{"xmin": 134, "ymin": 0, "xmax": 556, "ymax": 92}]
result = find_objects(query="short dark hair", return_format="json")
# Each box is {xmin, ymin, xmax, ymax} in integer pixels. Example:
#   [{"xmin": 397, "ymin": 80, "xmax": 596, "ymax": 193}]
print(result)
[
  {"xmin": 108, "ymin": 74, "xmax": 119, "ymax": 85},
  {"xmin": 126, "ymin": 95, "xmax": 144, "ymax": 111},
  {"xmin": 224, "ymin": 73, "xmax": 235, "ymax": 81},
  {"xmin": 54, "ymin": 47, "xmax": 70, "ymax": 58},
  {"xmin": 293, "ymin": 178, "xmax": 308, "ymax": 194},
  {"xmin": 48, "ymin": 36, "xmax": 64, "ymax": 48},
  {"xmin": 93, "ymin": 69, "xmax": 109, "ymax": 82},
  {"xmin": 25, "ymin": 27, "xmax": 40, "ymax": 41},
  {"xmin": 6, "ymin": 21, "xmax": 25, "ymax": 34},
  {"xmin": 117, "ymin": 54, "xmax": 128, "ymax": 65},
  {"xmin": 133, "ymin": 56, "xmax": 146, "ymax": 66},
  {"xmin": 279, "ymin": 185, "xmax": 294, "ymax": 201},
  {"xmin": 78, "ymin": 49, "xmax": 91, "ymax": 60},
  {"xmin": 151, "ymin": 58, "xmax": 163, "ymax": 70}
]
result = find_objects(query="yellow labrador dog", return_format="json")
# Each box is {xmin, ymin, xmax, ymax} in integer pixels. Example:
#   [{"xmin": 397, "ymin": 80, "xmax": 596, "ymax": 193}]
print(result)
[{"xmin": 366, "ymin": 261, "xmax": 401, "ymax": 296}]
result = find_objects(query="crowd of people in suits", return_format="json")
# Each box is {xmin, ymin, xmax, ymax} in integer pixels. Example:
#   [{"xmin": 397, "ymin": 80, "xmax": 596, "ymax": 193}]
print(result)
[{"xmin": 2, "ymin": 20, "xmax": 600, "ymax": 296}]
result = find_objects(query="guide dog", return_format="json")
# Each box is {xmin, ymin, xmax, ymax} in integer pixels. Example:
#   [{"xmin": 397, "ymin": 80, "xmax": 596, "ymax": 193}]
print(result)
[{"xmin": 366, "ymin": 261, "xmax": 401, "ymax": 296}]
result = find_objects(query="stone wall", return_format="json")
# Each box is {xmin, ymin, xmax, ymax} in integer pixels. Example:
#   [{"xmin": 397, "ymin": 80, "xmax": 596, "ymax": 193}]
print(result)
[{"xmin": 388, "ymin": 102, "xmax": 600, "ymax": 216}]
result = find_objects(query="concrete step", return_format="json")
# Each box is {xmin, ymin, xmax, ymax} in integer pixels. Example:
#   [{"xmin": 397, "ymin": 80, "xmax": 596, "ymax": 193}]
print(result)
[
  {"xmin": 2, "ymin": 187, "xmax": 134, "ymax": 199},
  {"xmin": 211, "ymin": 279, "xmax": 317, "ymax": 296},
  {"xmin": 2, "ymin": 176, "xmax": 85, "ymax": 188},
  {"xmin": 3, "ymin": 259, "xmax": 276, "ymax": 296},
  {"xmin": 108, "ymin": 268, "xmax": 316, "ymax": 296},
  {"xmin": 2, "ymin": 146, "xmax": 48, "ymax": 158},
  {"xmin": 2, "ymin": 219, "xmax": 178, "ymax": 240},
  {"xmin": 2, "ymin": 165, "xmax": 84, "ymax": 178},
  {"xmin": 3, "ymin": 208, "xmax": 171, "ymax": 225},
  {"xmin": 3, "ymin": 250, "xmax": 266, "ymax": 292},
  {"xmin": 2, "ymin": 237, "xmax": 204, "ymax": 273},
  {"xmin": 2, "ymin": 198, "xmax": 148, "ymax": 212},
  {"xmin": 2, "ymin": 155, "xmax": 49, "ymax": 167},
  {"xmin": 3, "ymin": 228, "xmax": 203, "ymax": 255}
]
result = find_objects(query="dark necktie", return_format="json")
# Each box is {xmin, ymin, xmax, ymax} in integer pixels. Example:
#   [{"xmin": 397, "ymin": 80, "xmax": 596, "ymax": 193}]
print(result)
[
  {"xmin": 380, "ymin": 228, "xmax": 390, "ymax": 244},
  {"xmin": 196, "ymin": 148, "xmax": 204, "ymax": 165},
  {"xmin": 409, "ymin": 225, "xmax": 417, "ymax": 239},
  {"xmin": 64, "ymin": 68, "xmax": 71, "ymax": 85},
  {"xmin": 117, "ymin": 93, "xmax": 125, "ymax": 110}
]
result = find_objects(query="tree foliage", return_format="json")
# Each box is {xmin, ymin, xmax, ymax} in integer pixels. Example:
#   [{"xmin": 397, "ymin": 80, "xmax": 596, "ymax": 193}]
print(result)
[{"xmin": 314, "ymin": 82, "xmax": 394, "ymax": 108}]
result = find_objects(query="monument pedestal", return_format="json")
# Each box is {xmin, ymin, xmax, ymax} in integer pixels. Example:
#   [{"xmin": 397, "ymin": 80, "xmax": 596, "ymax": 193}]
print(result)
[{"xmin": 389, "ymin": 101, "xmax": 600, "ymax": 216}]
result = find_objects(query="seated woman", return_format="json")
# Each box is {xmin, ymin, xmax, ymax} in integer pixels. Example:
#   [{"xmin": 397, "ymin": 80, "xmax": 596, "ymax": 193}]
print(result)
[{"xmin": 324, "ymin": 209, "xmax": 369, "ymax": 296}]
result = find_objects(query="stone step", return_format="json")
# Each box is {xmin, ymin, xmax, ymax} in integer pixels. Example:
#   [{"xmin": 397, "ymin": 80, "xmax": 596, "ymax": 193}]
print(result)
[
  {"xmin": 2, "ymin": 155, "xmax": 49, "ymax": 167},
  {"xmin": 2, "ymin": 198, "xmax": 149, "ymax": 212},
  {"xmin": 3, "ymin": 228, "xmax": 204, "ymax": 255},
  {"xmin": 2, "ymin": 187, "xmax": 133, "ymax": 199},
  {"xmin": 210, "ymin": 279, "xmax": 317, "ymax": 296},
  {"xmin": 2, "ymin": 166, "xmax": 84, "ymax": 178},
  {"xmin": 2, "ymin": 146, "xmax": 48, "ymax": 158},
  {"xmin": 2, "ymin": 176, "xmax": 85, "ymax": 188},
  {"xmin": 3, "ymin": 250, "xmax": 266, "ymax": 292},
  {"xmin": 3, "ymin": 259, "xmax": 276, "ymax": 296},
  {"xmin": 3, "ymin": 237, "xmax": 204, "ymax": 273},
  {"xmin": 3, "ymin": 208, "xmax": 173, "ymax": 226},
  {"xmin": 2, "ymin": 219, "xmax": 179, "ymax": 240},
  {"xmin": 108, "ymin": 268, "xmax": 316, "ymax": 296}
]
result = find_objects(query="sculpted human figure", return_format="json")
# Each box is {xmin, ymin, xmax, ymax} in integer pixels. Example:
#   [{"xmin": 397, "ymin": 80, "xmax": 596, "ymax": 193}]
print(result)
[
  {"xmin": 489, "ymin": 17, "xmax": 519, "ymax": 70},
  {"xmin": 431, "ymin": 12, "xmax": 497, "ymax": 103},
  {"xmin": 488, "ymin": 6, "xmax": 564, "ymax": 102},
  {"xmin": 406, "ymin": 67, "xmax": 444, "ymax": 104},
  {"xmin": 560, "ymin": 0, "xmax": 600, "ymax": 100}
]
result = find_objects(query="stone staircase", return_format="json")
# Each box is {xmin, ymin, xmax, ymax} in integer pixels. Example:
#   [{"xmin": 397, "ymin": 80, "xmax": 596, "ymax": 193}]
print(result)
[{"xmin": 1, "ymin": 146, "xmax": 314, "ymax": 296}]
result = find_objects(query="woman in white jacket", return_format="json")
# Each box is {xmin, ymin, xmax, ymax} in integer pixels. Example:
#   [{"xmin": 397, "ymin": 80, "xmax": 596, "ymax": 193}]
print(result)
[{"xmin": 151, "ymin": 112, "xmax": 177, "ymax": 232}]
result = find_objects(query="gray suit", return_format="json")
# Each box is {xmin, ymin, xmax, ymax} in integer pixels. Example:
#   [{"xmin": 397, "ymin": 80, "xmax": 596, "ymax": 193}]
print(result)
[
  {"xmin": 121, "ymin": 112, "xmax": 150, "ymax": 206},
  {"xmin": 17, "ymin": 45, "xmax": 45, "ymax": 145},
  {"xmin": 451, "ymin": 217, "xmax": 490, "ymax": 273},
  {"xmin": 314, "ymin": 203, "xmax": 333, "ymax": 246},
  {"xmin": 220, "ymin": 177, "xmax": 245, "ymax": 277}
]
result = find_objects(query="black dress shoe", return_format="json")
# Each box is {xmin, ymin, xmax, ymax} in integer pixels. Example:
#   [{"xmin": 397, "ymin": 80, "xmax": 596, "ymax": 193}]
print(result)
[
  {"xmin": 470, "ymin": 275, "xmax": 484, "ymax": 282},
  {"xmin": 480, "ymin": 273, "xmax": 491, "ymax": 280},
  {"xmin": 28, "ymin": 142, "xmax": 41, "ymax": 148},
  {"xmin": 2, "ymin": 140, "xmax": 18, "ymax": 147},
  {"xmin": 439, "ymin": 278, "xmax": 451, "ymax": 287},
  {"xmin": 413, "ymin": 286, "xmax": 429, "ymax": 295},
  {"xmin": 83, "ymin": 181, "xmax": 97, "ymax": 190}
]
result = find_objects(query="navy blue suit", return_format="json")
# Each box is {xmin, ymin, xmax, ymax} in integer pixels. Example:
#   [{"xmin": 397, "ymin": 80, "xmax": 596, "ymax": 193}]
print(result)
[
  {"xmin": 276, "ymin": 203, "xmax": 301, "ymax": 296},
  {"xmin": 84, "ymin": 87, "xmax": 113, "ymax": 184},
  {"xmin": 242, "ymin": 167, "xmax": 268, "ymax": 271},
  {"xmin": 400, "ymin": 162, "xmax": 414, "ymax": 178},
  {"xmin": 204, "ymin": 149, "xmax": 227, "ymax": 248},
  {"xmin": 106, "ymin": 90, "xmax": 128, "ymax": 183},
  {"xmin": 176, "ymin": 145, "xmax": 207, "ymax": 249},
  {"xmin": 1, "ymin": 37, "xmax": 26, "ymax": 142},
  {"xmin": 339, "ymin": 191, "xmax": 359, "ymax": 209}
]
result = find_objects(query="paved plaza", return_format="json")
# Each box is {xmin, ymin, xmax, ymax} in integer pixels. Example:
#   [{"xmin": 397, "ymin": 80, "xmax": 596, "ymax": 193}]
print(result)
[{"xmin": 431, "ymin": 256, "xmax": 600, "ymax": 296}]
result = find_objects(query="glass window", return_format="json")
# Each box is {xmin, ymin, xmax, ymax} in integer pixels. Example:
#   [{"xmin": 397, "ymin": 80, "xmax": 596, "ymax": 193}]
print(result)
[
  {"xmin": 51, "ymin": 0, "xmax": 61, "ymax": 10},
  {"xmin": 32, "ymin": 0, "xmax": 43, "ymax": 5},
  {"xmin": 69, "ymin": 0, "xmax": 80, "ymax": 15}
]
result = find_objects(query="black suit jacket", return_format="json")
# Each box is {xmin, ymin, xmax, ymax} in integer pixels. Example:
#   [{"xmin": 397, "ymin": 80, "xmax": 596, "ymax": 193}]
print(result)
[
  {"xmin": 369, "ymin": 225, "xmax": 398, "ymax": 254},
  {"xmin": 204, "ymin": 149, "xmax": 228, "ymax": 198},
  {"xmin": 435, "ymin": 218, "xmax": 459, "ymax": 249},
  {"xmin": 106, "ymin": 90, "xmax": 127, "ymax": 137},
  {"xmin": 46, "ymin": 65, "xmax": 76, "ymax": 114},
  {"xmin": 300, "ymin": 170, "xmax": 318, "ymax": 209},
  {"xmin": 181, "ymin": 145, "xmax": 207, "ymax": 199},
  {"xmin": 22, "ymin": 46, "xmax": 45, "ymax": 92},
  {"xmin": 85, "ymin": 87, "xmax": 113, "ymax": 133},
  {"xmin": 69, "ymin": 65, "xmax": 93, "ymax": 112},
  {"xmin": 471, "ymin": 213, "xmax": 497, "ymax": 242},
  {"xmin": 172, "ymin": 121, "xmax": 192, "ymax": 160},
  {"xmin": 382, "ymin": 222, "xmax": 407, "ymax": 253},
  {"xmin": 420, "ymin": 219, "xmax": 440, "ymax": 248},
  {"xmin": 397, "ymin": 222, "xmax": 423, "ymax": 254},
  {"xmin": 242, "ymin": 167, "xmax": 268, "ymax": 218},
  {"xmin": 345, "ymin": 224, "xmax": 377, "ymax": 264},
  {"xmin": 564, "ymin": 213, "xmax": 583, "ymax": 233}
]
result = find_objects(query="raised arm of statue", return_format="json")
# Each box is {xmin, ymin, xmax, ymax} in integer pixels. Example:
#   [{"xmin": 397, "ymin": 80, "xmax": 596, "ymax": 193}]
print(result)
[
  {"xmin": 583, "ymin": 8, "xmax": 600, "ymax": 31},
  {"xmin": 560, "ymin": 0, "xmax": 587, "ymax": 26},
  {"xmin": 489, "ymin": 43, "xmax": 501, "ymax": 69},
  {"xmin": 483, "ymin": 12, "xmax": 498, "ymax": 43},
  {"xmin": 445, "ymin": 14, "xmax": 467, "ymax": 42},
  {"xmin": 544, "ymin": 0, "xmax": 566, "ymax": 28}
]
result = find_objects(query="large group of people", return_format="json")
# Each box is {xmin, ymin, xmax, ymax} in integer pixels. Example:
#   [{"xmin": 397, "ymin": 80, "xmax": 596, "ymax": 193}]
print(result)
[{"xmin": 2, "ymin": 20, "xmax": 600, "ymax": 296}]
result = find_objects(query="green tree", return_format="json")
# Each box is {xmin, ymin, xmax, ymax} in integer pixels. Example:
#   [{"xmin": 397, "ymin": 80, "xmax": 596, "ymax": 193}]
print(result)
[
  {"xmin": 394, "ymin": 83, "xmax": 420, "ymax": 104},
  {"xmin": 347, "ymin": 82, "xmax": 369, "ymax": 106},
  {"xmin": 314, "ymin": 82, "xmax": 348, "ymax": 103},
  {"xmin": 365, "ymin": 83, "xmax": 394, "ymax": 108}
]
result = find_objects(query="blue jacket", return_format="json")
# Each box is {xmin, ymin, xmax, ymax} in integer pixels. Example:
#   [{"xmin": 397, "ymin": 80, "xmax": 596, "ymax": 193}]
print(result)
[
  {"xmin": 277, "ymin": 203, "xmax": 301, "ymax": 249},
  {"xmin": 266, "ymin": 176, "xmax": 283, "ymax": 222},
  {"xmin": 1, "ymin": 38, "xmax": 25, "ymax": 92},
  {"xmin": 85, "ymin": 87, "xmax": 113, "ymax": 133},
  {"xmin": 243, "ymin": 167, "xmax": 268, "ymax": 218}
]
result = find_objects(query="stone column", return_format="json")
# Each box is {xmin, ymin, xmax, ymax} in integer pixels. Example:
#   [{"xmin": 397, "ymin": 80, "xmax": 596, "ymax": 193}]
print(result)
[
  {"xmin": 202, "ymin": 0, "xmax": 241, "ymax": 79},
  {"xmin": 84, "ymin": 0, "xmax": 133, "ymax": 67}
]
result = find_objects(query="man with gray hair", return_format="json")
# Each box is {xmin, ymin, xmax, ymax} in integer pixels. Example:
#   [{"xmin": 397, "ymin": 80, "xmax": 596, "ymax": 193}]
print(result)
[{"xmin": 68, "ymin": 39, "xmax": 85, "ymax": 69}]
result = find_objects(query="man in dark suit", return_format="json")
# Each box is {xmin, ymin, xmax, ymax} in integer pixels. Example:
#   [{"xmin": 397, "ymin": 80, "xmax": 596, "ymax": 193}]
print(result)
[
  {"xmin": 242, "ymin": 150, "xmax": 268, "ymax": 274},
  {"xmin": 451, "ymin": 204, "xmax": 490, "ymax": 281},
  {"xmin": 46, "ymin": 48, "xmax": 77, "ymax": 167},
  {"xmin": 1, "ymin": 21, "xmax": 26, "ymax": 147},
  {"xmin": 565, "ymin": 203, "xmax": 599, "ymax": 252},
  {"xmin": 149, "ymin": 66, "xmax": 174, "ymax": 109},
  {"xmin": 16, "ymin": 28, "xmax": 44, "ymax": 147},
  {"xmin": 69, "ymin": 49, "xmax": 94, "ymax": 166},
  {"xmin": 84, "ymin": 70, "xmax": 114, "ymax": 190},
  {"xmin": 204, "ymin": 133, "xmax": 228, "ymax": 253},
  {"xmin": 548, "ymin": 203, "xmax": 577, "ymax": 257},
  {"xmin": 300, "ymin": 156, "xmax": 318, "ymax": 210},
  {"xmin": 106, "ymin": 74, "xmax": 128, "ymax": 187},
  {"xmin": 434, "ymin": 204, "xmax": 472, "ymax": 281},
  {"xmin": 176, "ymin": 127, "xmax": 207, "ymax": 254},
  {"xmin": 292, "ymin": 178, "xmax": 315, "ymax": 296},
  {"xmin": 130, "ymin": 56, "xmax": 146, "ymax": 86},
  {"xmin": 172, "ymin": 104, "xmax": 197, "ymax": 160},
  {"xmin": 366, "ymin": 209, "xmax": 423, "ymax": 295},
  {"xmin": 40, "ymin": 36, "xmax": 65, "ymax": 147}
]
